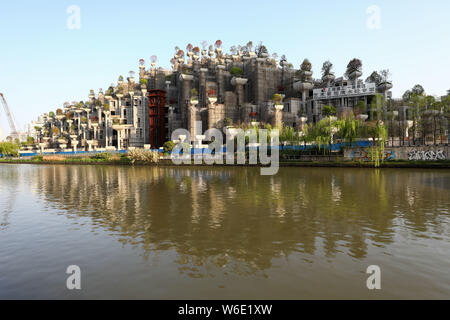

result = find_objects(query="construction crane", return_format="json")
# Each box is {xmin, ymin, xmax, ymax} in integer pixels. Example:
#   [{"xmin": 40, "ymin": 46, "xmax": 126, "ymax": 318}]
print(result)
[{"xmin": 0, "ymin": 93, "xmax": 20, "ymax": 140}]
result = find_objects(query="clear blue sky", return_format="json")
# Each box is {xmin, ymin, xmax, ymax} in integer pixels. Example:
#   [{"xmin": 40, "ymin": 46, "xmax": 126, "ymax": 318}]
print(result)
[{"xmin": 0, "ymin": 0, "xmax": 449, "ymax": 135}]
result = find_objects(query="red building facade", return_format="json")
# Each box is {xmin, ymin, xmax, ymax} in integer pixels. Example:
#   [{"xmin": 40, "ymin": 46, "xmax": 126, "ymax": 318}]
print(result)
[{"xmin": 148, "ymin": 89, "xmax": 166, "ymax": 148}]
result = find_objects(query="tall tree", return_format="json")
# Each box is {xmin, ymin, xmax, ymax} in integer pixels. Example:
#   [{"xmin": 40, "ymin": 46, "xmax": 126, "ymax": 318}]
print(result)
[
  {"xmin": 409, "ymin": 94, "xmax": 425, "ymax": 145},
  {"xmin": 411, "ymin": 84, "xmax": 425, "ymax": 96}
]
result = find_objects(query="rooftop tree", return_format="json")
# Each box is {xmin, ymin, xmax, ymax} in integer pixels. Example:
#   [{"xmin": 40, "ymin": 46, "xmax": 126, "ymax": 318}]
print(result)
[
  {"xmin": 366, "ymin": 71, "xmax": 382, "ymax": 85},
  {"xmin": 345, "ymin": 58, "xmax": 362, "ymax": 78},
  {"xmin": 321, "ymin": 61, "xmax": 334, "ymax": 77}
]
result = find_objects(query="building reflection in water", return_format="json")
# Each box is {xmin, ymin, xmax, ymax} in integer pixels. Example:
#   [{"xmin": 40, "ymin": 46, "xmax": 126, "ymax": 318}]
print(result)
[{"xmin": 26, "ymin": 165, "xmax": 450, "ymax": 278}]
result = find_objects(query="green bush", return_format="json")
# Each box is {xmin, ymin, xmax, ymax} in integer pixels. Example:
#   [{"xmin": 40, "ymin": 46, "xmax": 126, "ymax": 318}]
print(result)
[
  {"xmin": 127, "ymin": 149, "xmax": 159, "ymax": 164},
  {"xmin": 163, "ymin": 141, "xmax": 175, "ymax": 154},
  {"xmin": 322, "ymin": 105, "xmax": 337, "ymax": 117},
  {"xmin": 190, "ymin": 88, "xmax": 198, "ymax": 98},
  {"xmin": 223, "ymin": 118, "xmax": 233, "ymax": 127},
  {"xmin": 91, "ymin": 152, "xmax": 111, "ymax": 161},
  {"xmin": 230, "ymin": 67, "xmax": 243, "ymax": 76},
  {"xmin": 0, "ymin": 142, "xmax": 20, "ymax": 157},
  {"xmin": 32, "ymin": 155, "xmax": 43, "ymax": 162},
  {"xmin": 272, "ymin": 94, "xmax": 283, "ymax": 104}
]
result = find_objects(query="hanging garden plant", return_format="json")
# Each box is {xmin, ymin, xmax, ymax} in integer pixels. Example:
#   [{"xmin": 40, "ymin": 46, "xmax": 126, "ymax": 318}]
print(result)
[
  {"xmin": 272, "ymin": 94, "xmax": 283, "ymax": 105},
  {"xmin": 230, "ymin": 67, "xmax": 243, "ymax": 76},
  {"xmin": 190, "ymin": 88, "xmax": 199, "ymax": 99}
]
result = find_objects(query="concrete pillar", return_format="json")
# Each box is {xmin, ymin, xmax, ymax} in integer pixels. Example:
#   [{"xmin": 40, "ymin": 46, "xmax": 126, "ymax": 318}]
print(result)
[
  {"xmin": 236, "ymin": 84, "xmax": 244, "ymax": 106},
  {"xmin": 274, "ymin": 105, "xmax": 284, "ymax": 128},
  {"xmin": 180, "ymin": 74, "xmax": 194, "ymax": 129},
  {"xmin": 104, "ymin": 113, "xmax": 109, "ymax": 147},
  {"xmin": 77, "ymin": 114, "xmax": 81, "ymax": 132},
  {"xmin": 139, "ymin": 65, "xmax": 145, "ymax": 80},
  {"xmin": 216, "ymin": 65, "xmax": 225, "ymax": 103},
  {"xmin": 199, "ymin": 68, "xmax": 208, "ymax": 107},
  {"xmin": 208, "ymin": 104, "xmax": 215, "ymax": 129},
  {"xmin": 255, "ymin": 58, "xmax": 266, "ymax": 104},
  {"xmin": 302, "ymin": 91, "xmax": 307, "ymax": 115},
  {"xmin": 188, "ymin": 104, "xmax": 198, "ymax": 142},
  {"xmin": 298, "ymin": 117, "xmax": 308, "ymax": 132},
  {"xmin": 71, "ymin": 140, "xmax": 78, "ymax": 152},
  {"xmin": 86, "ymin": 111, "xmax": 90, "ymax": 133}
]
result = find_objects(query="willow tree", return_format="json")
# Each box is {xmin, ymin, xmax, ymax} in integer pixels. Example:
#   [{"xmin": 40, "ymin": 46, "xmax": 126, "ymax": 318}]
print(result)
[
  {"xmin": 300, "ymin": 124, "xmax": 313, "ymax": 148},
  {"xmin": 0, "ymin": 142, "xmax": 20, "ymax": 158},
  {"xmin": 280, "ymin": 125, "xmax": 299, "ymax": 145},
  {"xmin": 310, "ymin": 118, "xmax": 336, "ymax": 153},
  {"xmin": 364, "ymin": 121, "xmax": 388, "ymax": 167},
  {"xmin": 335, "ymin": 115, "xmax": 360, "ymax": 148}
]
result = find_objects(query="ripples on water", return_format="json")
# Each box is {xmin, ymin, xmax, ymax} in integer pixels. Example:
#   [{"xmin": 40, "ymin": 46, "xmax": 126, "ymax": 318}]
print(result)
[{"xmin": 0, "ymin": 165, "xmax": 449, "ymax": 299}]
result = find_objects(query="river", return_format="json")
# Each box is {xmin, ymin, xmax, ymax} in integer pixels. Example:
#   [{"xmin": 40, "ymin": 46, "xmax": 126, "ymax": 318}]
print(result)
[{"xmin": 0, "ymin": 164, "xmax": 449, "ymax": 299}]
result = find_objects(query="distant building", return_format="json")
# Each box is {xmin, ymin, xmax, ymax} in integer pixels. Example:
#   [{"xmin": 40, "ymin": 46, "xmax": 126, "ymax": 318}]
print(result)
[{"xmin": 33, "ymin": 42, "xmax": 393, "ymax": 151}]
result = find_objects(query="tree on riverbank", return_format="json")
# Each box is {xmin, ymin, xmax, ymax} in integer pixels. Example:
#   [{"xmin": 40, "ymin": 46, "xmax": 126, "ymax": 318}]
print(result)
[
  {"xmin": 335, "ymin": 115, "xmax": 360, "ymax": 148},
  {"xmin": 365, "ymin": 120, "xmax": 388, "ymax": 167},
  {"xmin": 0, "ymin": 142, "xmax": 20, "ymax": 157}
]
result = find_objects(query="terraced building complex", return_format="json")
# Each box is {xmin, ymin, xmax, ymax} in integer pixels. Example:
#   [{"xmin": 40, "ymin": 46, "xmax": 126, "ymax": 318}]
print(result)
[{"xmin": 31, "ymin": 41, "xmax": 392, "ymax": 152}]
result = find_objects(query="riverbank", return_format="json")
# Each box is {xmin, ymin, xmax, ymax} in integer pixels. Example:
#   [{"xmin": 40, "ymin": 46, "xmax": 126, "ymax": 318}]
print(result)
[{"xmin": 1, "ymin": 157, "xmax": 450, "ymax": 169}]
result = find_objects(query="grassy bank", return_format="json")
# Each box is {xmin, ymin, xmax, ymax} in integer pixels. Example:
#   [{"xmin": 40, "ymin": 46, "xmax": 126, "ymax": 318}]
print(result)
[
  {"xmin": 1, "ymin": 156, "xmax": 450, "ymax": 169},
  {"xmin": 279, "ymin": 160, "xmax": 450, "ymax": 169},
  {"xmin": 0, "ymin": 154, "xmax": 133, "ymax": 165}
]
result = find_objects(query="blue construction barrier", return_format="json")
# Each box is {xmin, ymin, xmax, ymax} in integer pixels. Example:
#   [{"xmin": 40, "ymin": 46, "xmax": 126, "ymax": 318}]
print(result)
[
  {"xmin": 170, "ymin": 141, "xmax": 374, "ymax": 156},
  {"xmin": 18, "ymin": 150, "xmax": 129, "ymax": 158},
  {"xmin": 15, "ymin": 141, "xmax": 374, "ymax": 158}
]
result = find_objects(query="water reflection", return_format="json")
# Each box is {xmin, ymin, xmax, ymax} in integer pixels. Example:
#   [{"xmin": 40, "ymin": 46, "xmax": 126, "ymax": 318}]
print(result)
[
  {"xmin": 24, "ymin": 165, "xmax": 450, "ymax": 277},
  {"xmin": 0, "ymin": 166, "xmax": 21, "ymax": 231}
]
